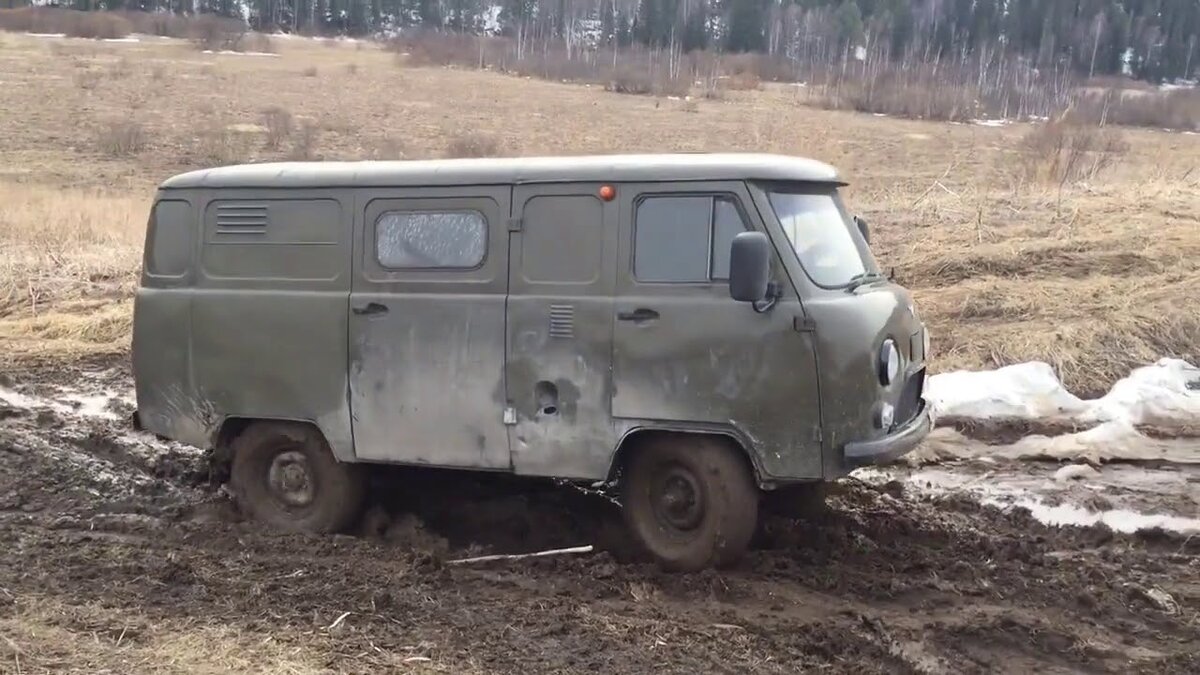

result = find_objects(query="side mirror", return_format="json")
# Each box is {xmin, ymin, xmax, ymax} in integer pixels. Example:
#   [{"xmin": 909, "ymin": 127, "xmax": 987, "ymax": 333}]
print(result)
[
  {"xmin": 729, "ymin": 231, "xmax": 771, "ymax": 303},
  {"xmin": 854, "ymin": 215, "xmax": 870, "ymax": 244}
]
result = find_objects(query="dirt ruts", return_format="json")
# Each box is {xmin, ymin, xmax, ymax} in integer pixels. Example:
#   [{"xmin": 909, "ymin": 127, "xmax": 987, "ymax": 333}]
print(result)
[{"xmin": 0, "ymin": 365, "xmax": 1196, "ymax": 673}]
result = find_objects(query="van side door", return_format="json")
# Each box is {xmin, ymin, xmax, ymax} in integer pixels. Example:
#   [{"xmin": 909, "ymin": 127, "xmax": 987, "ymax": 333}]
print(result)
[
  {"xmin": 349, "ymin": 187, "xmax": 510, "ymax": 469},
  {"xmin": 505, "ymin": 183, "xmax": 620, "ymax": 479},
  {"xmin": 611, "ymin": 181, "xmax": 825, "ymax": 480}
]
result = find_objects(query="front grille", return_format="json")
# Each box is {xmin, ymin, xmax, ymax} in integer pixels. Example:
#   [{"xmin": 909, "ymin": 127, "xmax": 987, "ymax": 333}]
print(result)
[{"xmin": 895, "ymin": 367, "xmax": 925, "ymax": 427}]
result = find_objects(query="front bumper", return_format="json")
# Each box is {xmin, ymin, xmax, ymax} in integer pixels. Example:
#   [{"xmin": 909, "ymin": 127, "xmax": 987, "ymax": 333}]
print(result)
[{"xmin": 842, "ymin": 399, "xmax": 931, "ymax": 466}]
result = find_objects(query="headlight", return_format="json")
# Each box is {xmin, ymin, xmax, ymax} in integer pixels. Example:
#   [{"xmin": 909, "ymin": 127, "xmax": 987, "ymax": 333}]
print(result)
[{"xmin": 879, "ymin": 339, "xmax": 901, "ymax": 386}]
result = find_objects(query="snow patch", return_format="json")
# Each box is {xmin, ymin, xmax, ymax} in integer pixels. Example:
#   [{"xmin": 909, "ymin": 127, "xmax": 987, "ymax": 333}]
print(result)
[
  {"xmin": 926, "ymin": 361, "xmax": 1087, "ymax": 421},
  {"xmin": 201, "ymin": 50, "xmax": 279, "ymax": 57},
  {"xmin": 913, "ymin": 423, "xmax": 1198, "ymax": 464},
  {"xmin": 916, "ymin": 359, "xmax": 1199, "ymax": 464},
  {"xmin": 103, "ymin": 37, "xmax": 140, "ymax": 43},
  {"xmin": 972, "ymin": 119, "xmax": 1009, "ymax": 127},
  {"xmin": 854, "ymin": 466, "xmax": 1200, "ymax": 534},
  {"xmin": 1053, "ymin": 464, "xmax": 1099, "ymax": 482},
  {"xmin": 927, "ymin": 358, "xmax": 1200, "ymax": 428},
  {"xmin": 0, "ymin": 385, "xmax": 127, "ymax": 422},
  {"xmin": 27, "ymin": 33, "xmax": 65, "ymax": 38},
  {"xmin": 995, "ymin": 498, "xmax": 1200, "ymax": 534}
]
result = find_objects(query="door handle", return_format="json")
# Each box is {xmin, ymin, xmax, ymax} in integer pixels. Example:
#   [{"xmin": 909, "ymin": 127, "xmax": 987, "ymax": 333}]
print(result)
[
  {"xmin": 352, "ymin": 302, "xmax": 389, "ymax": 316},
  {"xmin": 617, "ymin": 308, "xmax": 659, "ymax": 322}
]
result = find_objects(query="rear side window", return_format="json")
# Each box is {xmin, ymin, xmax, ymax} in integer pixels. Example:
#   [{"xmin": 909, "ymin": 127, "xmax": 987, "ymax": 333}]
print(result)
[
  {"xmin": 376, "ymin": 210, "xmax": 487, "ymax": 269},
  {"xmin": 146, "ymin": 199, "xmax": 191, "ymax": 277},
  {"xmin": 634, "ymin": 195, "xmax": 748, "ymax": 282}
]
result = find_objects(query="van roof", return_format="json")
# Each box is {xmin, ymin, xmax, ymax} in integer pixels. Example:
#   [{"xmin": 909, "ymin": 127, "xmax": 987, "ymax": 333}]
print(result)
[{"xmin": 158, "ymin": 153, "xmax": 841, "ymax": 189}]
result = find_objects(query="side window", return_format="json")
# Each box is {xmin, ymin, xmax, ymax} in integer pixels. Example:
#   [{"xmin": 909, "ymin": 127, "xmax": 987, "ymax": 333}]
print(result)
[
  {"xmin": 376, "ymin": 210, "xmax": 487, "ymax": 269},
  {"xmin": 147, "ymin": 199, "xmax": 191, "ymax": 278},
  {"xmin": 634, "ymin": 195, "xmax": 748, "ymax": 282}
]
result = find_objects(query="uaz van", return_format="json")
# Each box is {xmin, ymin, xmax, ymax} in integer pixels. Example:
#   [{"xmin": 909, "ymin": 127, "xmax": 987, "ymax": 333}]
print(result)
[{"xmin": 133, "ymin": 153, "xmax": 931, "ymax": 571}]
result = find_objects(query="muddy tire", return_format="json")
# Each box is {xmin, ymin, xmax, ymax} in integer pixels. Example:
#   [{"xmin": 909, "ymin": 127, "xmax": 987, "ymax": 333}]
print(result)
[
  {"xmin": 230, "ymin": 422, "xmax": 366, "ymax": 533},
  {"xmin": 621, "ymin": 435, "xmax": 758, "ymax": 572}
]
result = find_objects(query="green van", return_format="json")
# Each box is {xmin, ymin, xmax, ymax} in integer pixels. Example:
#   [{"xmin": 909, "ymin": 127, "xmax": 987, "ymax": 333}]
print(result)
[{"xmin": 133, "ymin": 153, "xmax": 931, "ymax": 571}]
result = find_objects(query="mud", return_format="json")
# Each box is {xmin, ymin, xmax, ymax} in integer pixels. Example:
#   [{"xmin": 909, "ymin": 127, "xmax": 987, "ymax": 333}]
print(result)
[
  {"xmin": 1, "ymin": 364, "xmax": 1198, "ymax": 673},
  {"xmin": 939, "ymin": 416, "xmax": 1098, "ymax": 445}
]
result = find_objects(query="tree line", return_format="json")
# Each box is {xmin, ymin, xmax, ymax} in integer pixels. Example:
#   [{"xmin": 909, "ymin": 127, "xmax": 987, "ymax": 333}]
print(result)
[{"xmin": 9, "ymin": 0, "xmax": 1199, "ymax": 83}]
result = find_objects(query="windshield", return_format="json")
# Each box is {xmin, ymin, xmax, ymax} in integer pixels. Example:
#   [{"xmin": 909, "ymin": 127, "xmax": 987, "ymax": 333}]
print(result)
[{"xmin": 767, "ymin": 188, "xmax": 877, "ymax": 288}]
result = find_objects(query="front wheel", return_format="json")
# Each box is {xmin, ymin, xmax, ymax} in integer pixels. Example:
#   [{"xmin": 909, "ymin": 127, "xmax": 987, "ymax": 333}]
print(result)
[
  {"xmin": 621, "ymin": 435, "xmax": 758, "ymax": 572},
  {"xmin": 230, "ymin": 422, "xmax": 366, "ymax": 533}
]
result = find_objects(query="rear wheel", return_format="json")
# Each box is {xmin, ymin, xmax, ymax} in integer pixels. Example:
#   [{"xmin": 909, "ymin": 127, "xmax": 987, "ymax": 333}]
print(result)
[
  {"xmin": 621, "ymin": 435, "xmax": 758, "ymax": 572},
  {"xmin": 230, "ymin": 422, "xmax": 366, "ymax": 533}
]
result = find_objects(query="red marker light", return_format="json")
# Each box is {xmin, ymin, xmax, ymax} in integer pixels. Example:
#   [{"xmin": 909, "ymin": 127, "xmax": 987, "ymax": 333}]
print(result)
[{"xmin": 599, "ymin": 185, "xmax": 616, "ymax": 201}]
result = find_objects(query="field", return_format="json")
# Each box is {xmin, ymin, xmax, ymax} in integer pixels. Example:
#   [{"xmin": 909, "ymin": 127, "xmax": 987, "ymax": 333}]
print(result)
[{"xmin": 0, "ymin": 33, "xmax": 1198, "ymax": 673}]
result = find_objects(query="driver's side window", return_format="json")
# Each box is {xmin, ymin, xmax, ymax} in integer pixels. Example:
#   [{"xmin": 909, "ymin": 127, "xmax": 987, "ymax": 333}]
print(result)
[{"xmin": 633, "ymin": 195, "xmax": 747, "ymax": 283}]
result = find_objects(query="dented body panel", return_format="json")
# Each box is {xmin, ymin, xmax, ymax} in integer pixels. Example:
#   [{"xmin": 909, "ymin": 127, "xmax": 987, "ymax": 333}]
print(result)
[
  {"xmin": 348, "ymin": 186, "xmax": 511, "ymax": 468},
  {"xmin": 133, "ymin": 153, "xmax": 929, "ymax": 489}
]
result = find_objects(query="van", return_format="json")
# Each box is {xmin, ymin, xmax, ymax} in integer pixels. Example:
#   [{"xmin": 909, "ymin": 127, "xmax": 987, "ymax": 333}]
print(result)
[{"xmin": 133, "ymin": 153, "xmax": 931, "ymax": 571}]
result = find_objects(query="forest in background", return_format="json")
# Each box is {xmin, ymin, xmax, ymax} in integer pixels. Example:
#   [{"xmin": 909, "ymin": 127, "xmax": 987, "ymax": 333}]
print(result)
[
  {"xmin": 2, "ymin": 1, "xmax": 1196, "ymax": 83},
  {"xmin": 2, "ymin": 1, "xmax": 1197, "ymax": 128}
]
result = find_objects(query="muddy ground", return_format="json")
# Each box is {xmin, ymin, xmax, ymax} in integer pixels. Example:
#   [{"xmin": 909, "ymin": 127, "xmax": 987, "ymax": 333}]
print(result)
[{"xmin": 0, "ymin": 363, "xmax": 1197, "ymax": 673}]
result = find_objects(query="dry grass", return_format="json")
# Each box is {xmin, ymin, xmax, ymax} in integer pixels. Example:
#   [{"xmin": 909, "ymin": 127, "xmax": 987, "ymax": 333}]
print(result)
[
  {"xmin": 1018, "ymin": 118, "xmax": 1130, "ymax": 186},
  {"xmin": 0, "ymin": 594, "xmax": 471, "ymax": 673},
  {"xmin": 96, "ymin": 118, "xmax": 148, "ymax": 156},
  {"xmin": 0, "ymin": 32, "xmax": 1196, "ymax": 393},
  {"xmin": 260, "ymin": 105, "xmax": 293, "ymax": 149},
  {"xmin": 289, "ymin": 119, "xmax": 321, "ymax": 160},
  {"xmin": 444, "ymin": 132, "xmax": 501, "ymax": 158},
  {"xmin": 0, "ymin": 598, "xmax": 328, "ymax": 674},
  {"xmin": 0, "ymin": 182, "xmax": 143, "ymax": 363}
]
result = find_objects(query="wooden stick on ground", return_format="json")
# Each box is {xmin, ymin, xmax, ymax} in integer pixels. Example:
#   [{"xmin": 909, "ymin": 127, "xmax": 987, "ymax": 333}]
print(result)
[{"xmin": 447, "ymin": 545, "xmax": 594, "ymax": 565}]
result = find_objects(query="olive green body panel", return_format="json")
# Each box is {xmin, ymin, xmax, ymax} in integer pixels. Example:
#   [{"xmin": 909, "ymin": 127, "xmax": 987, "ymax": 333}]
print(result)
[
  {"xmin": 609, "ymin": 181, "xmax": 825, "ymax": 481},
  {"xmin": 805, "ymin": 286, "xmax": 926, "ymax": 476},
  {"xmin": 133, "ymin": 187, "xmax": 357, "ymax": 461},
  {"xmin": 348, "ymin": 187, "xmax": 510, "ymax": 468},
  {"xmin": 745, "ymin": 184, "xmax": 927, "ymax": 478},
  {"xmin": 505, "ymin": 184, "xmax": 624, "ymax": 479},
  {"xmin": 132, "ymin": 288, "xmax": 200, "ymax": 444}
]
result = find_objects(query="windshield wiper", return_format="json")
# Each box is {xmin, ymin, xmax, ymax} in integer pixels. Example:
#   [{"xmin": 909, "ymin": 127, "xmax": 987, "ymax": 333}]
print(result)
[{"xmin": 845, "ymin": 271, "xmax": 885, "ymax": 291}]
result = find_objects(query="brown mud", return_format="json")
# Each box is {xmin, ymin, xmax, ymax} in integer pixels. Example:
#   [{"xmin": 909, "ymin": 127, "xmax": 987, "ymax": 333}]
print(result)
[{"xmin": 1, "ymin": 364, "xmax": 1197, "ymax": 673}]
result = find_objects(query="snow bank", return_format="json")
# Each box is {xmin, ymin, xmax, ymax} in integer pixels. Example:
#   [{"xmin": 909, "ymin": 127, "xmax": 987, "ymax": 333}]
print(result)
[
  {"xmin": 1084, "ymin": 359, "xmax": 1200, "ymax": 426},
  {"xmin": 926, "ymin": 361, "xmax": 1087, "ymax": 421},
  {"xmin": 920, "ymin": 359, "xmax": 1200, "ymax": 464},
  {"xmin": 927, "ymin": 358, "xmax": 1199, "ymax": 427}
]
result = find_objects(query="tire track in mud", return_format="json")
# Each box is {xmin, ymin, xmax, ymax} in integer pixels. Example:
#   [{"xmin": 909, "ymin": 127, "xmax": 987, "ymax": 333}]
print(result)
[{"xmin": 0, "ymin": 368, "xmax": 1197, "ymax": 673}]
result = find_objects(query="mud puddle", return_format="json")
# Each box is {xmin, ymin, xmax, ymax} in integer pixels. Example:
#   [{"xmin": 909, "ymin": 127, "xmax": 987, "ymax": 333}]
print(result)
[
  {"xmin": 1, "ymin": 365, "xmax": 1197, "ymax": 673},
  {"xmin": 855, "ymin": 460, "xmax": 1200, "ymax": 533}
]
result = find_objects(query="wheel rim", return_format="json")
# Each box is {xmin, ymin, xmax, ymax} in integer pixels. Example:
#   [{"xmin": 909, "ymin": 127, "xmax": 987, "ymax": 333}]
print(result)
[
  {"xmin": 267, "ymin": 449, "xmax": 315, "ymax": 509},
  {"xmin": 651, "ymin": 464, "xmax": 705, "ymax": 532}
]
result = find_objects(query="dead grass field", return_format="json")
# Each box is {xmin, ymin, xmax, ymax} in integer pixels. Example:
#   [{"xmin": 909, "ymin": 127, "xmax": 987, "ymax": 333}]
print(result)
[{"xmin": 1, "ymin": 32, "xmax": 1198, "ymax": 394}]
